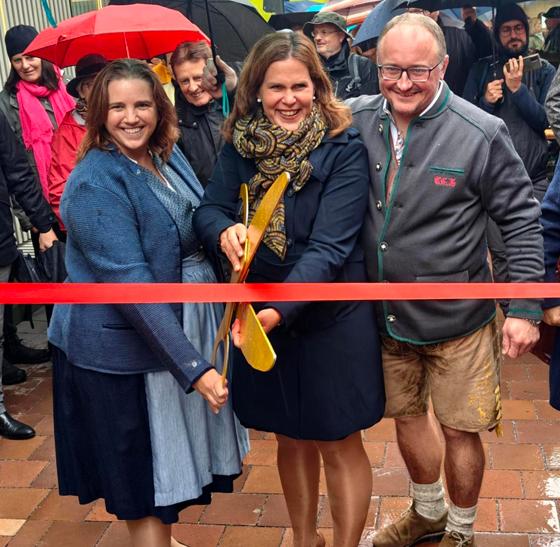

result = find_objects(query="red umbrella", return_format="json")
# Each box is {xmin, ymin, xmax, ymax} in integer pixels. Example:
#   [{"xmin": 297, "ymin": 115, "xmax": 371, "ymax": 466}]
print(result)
[{"xmin": 24, "ymin": 4, "xmax": 210, "ymax": 67}]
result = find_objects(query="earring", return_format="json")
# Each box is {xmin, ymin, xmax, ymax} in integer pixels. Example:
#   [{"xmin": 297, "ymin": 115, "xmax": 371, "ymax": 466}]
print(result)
[
  {"xmin": 257, "ymin": 97, "xmax": 262, "ymax": 103},
  {"xmin": 313, "ymin": 95, "xmax": 316, "ymax": 100}
]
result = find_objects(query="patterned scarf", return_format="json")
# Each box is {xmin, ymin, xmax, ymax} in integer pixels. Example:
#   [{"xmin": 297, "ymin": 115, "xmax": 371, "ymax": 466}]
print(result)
[{"xmin": 233, "ymin": 105, "xmax": 327, "ymax": 259}]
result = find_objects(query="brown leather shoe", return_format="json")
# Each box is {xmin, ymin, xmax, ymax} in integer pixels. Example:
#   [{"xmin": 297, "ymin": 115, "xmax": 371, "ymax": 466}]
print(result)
[
  {"xmin": 372, "ymin": 505, "xmax": 447, "ymax": 546},
  {"xmin": 440, "ymin": 531, "xmax": 475, "ymax": 546}
]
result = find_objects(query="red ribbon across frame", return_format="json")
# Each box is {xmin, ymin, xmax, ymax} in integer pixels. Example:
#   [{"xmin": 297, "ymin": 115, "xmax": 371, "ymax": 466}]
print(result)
[{"xmin": 0, "ymin": 282, "xmax": 558, "ymax": 304}]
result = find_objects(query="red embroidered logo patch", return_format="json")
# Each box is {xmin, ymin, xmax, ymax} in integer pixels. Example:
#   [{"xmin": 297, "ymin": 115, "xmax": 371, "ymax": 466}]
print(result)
[{"xmin": 433, "ymin": 175, "xmax": 456, "ymax": 188}]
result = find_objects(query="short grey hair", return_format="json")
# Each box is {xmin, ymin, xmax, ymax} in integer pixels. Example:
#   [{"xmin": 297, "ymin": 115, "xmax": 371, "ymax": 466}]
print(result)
[{"xmin": 377, "ymin": 12, "xmax": 447, "ymax": 63}]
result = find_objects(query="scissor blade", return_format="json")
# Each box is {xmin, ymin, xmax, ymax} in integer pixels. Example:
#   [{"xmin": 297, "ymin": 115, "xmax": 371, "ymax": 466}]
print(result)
[{"xmin": 237, "ymin": 172, "xmax": 290, "ymax": 281}]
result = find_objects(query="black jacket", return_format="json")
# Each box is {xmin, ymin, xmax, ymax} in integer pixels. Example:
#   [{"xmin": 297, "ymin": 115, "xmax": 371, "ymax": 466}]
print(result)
[
  {"xmin": 175, "ymin": 89, "xmax": 225, "ymax": 188},
  {"xmin": 322, "ymin": 42, "xmax": 379, "ymax": 100},
  {"xmin": 441, "ymin": 23, "xmax": 477, "ymax": 96},
  {"xmin": 0, "ymin": 111, "xmax": 54, "ymax": 266},
  {"xmin": 464, "ymin": 54, "xmax": 555, "ymax": 184}
]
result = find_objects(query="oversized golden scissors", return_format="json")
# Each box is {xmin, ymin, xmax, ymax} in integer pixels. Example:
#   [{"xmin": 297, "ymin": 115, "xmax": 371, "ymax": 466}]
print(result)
[{"xmin": 211, "ymin": 172, "xmax": 291, "ymax": 380}]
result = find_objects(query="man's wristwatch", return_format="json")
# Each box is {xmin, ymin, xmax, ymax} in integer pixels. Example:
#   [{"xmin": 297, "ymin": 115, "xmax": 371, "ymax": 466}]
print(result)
[{"xmin": 520, "ymin": 318, "xmax": 542, "ymax": 327}]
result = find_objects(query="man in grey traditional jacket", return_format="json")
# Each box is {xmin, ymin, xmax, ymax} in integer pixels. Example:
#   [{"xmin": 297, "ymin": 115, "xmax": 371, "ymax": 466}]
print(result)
[{"xmin": 348, "ymin": 13, "xmax": 543, "ymax": 547}]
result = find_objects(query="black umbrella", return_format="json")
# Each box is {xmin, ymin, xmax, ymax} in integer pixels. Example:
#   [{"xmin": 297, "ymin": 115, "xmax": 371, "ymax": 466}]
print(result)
[
  {"xmin": 108, "ymin": 0, "xmax": 274, "ymax": 62},
  {"xmin": 269, "ymin": 11, "xmax": 315, "ymax": 29},
  {"xmin": 398, "ymin": 0, "xmax": 524, "ymax": 10}
]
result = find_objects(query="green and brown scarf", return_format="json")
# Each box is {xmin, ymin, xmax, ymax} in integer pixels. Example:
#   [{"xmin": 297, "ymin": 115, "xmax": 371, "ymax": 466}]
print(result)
[{"xmin": 233, "ymin": 105, "xmax": 327, "ymax": 259}]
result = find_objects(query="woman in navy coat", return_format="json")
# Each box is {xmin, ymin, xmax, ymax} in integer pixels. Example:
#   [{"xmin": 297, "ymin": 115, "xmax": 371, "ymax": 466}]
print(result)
[{"xmin": 194, "ymin": 32, "xmax": 384, "ymax": 547}]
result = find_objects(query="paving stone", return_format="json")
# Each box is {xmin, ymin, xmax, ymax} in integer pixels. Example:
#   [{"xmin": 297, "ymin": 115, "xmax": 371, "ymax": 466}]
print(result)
[
  {"xmin": 518, "ymin": 422, "xmax": 560, "ymax": 444},
  {"xmin": 173, "ymin": 523, "xmax": 224, "ymax": 546},
  {"xmin": 244, "ymin": 440, "xmax": 277, "ymax": 466},
  {"xmin": 363, "ymin": 441, "xmax": 386, "ymax": 467},
  {"xmin": 383, "ymin": 442, "xmax": 405, "ymax": 468},
  {"xmin": 0, "ymin": 488, "xmax": 48, "ymax": 519},
  {"xmin": 371, "ymin": 468, "xmax": 410, "ymax": 496},
  {"xmin": 363, "ymin": 419, "xmax": 397, "ymax": 442},
  {"xmin": 37, "ymin": 520, "xmax": 108, "ymax": 547},
  {"xmin": 29, "ymin": 489, "xmax": 94, "ymax": 522},
  {"xmin": 502, "ymin": 399, "xmax": 537, "ymax": 420},
  {"xmin": 0, "ymin": 436, "xmax": 46, "ymax": 460},
  {"xmin": 522, "ymin": 471, "xmax": 560, "ymax": 499},
  {"xmin": 0, "ymin": 518, "xmax": 25, "ymax": 536},
  {"xmin": 509, "ymin": 381, "xmax": 551, "ymax": 401},
  {"xmin": 491, "ymin": 444, "xmax": 546, "ymax": 470},
  {"xmin": 200, "ymin": 493, "xmax": 266, "ymax": 526},
  {"xmin": 258, "ymin": 494, "xmax": 291, "ymax": 528},
  {"xmin": 0, "ymin": 460, "xmax": 47, "ymax": 487},
  {"xmin": 7, "ymin": 520, "xmax": 52, "ymax": 546},
  {"xmin": 219, "ymin": 525, "xmax": 283, "ymax": 546},
  {"xmin": 480, "ymin": 470, "xmax": 524, "ymax": 498},
  {"xmin": 500, "ymin": 499, "xmax": 560, "ymax": 533}
]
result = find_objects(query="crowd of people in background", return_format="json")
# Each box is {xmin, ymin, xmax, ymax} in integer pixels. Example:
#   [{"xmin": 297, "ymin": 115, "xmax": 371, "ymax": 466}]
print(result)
[{"xmin": 1, "ymin": 4, "xmax": 560, "ymax": 547}]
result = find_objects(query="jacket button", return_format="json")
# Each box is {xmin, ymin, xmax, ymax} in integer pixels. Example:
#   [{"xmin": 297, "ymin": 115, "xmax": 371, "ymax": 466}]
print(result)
[
  {"xmin": 286, "ymin": 188, "xmax": 294, "ymax": 197},
  {"xmin": 192, "ymin": 122, "xmax": 198, "ymax": 128},
  {"xmin": 387, "ymin": 314, "xmax": 396, "ymax": 323},
  {"xmin": 380, "ymin": 241, "xmax": 388, "ymax": 252},
  {"xmin": 287, "ymin": 238, "xmax": 293, "ymax": 247},
  {"xmin": 378, "ymin": 124, "xmax": 383, "ymax": 133},
  {"xmin": 375, "ymin": 200, "xmax": 383, "ymax": 211},
  {"xmin": 375, "ymin": 163, "xmax": 382, "ymax": 171}
]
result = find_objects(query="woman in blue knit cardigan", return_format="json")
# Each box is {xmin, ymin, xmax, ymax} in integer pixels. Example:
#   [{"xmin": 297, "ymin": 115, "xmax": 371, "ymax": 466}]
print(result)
[{"xmin": 48, "ymin": 59, "xmax": 248, "ymax": 547}]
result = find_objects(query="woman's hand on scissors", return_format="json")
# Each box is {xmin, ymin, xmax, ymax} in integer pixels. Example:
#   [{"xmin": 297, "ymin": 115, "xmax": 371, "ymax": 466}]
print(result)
[
  {"xmin": 230, "ymin": 308, "xmax": 282, "ymax": 347},
  {"xmin": 193, "ymin": 368, "xmax": 229, "ymax": 414},
  {"xmin": 219, "ymin": 223, "xmax": 247, "ymax": 272}
]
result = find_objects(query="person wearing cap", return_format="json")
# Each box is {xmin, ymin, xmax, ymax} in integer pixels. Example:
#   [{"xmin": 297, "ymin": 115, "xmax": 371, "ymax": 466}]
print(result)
[
  {"xmin": 544, "ymin": 6, "xmax": 560, "ymax": 58},
  {"xmin": 303, "ymin": 12, "xmax": 379, "ymax": 100},
  {"xmin": 464, "ymin": 3, "xmax": 555, "ymax": 287},
  {"xmin": 48, "ymin": 54, "xmax": 107, "ymax": 232}
]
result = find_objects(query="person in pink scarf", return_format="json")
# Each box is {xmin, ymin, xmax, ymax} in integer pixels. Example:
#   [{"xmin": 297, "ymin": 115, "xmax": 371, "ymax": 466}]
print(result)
[{"xmin": 0, "ymin": 25, "xmax": 73, "ymax": 246}]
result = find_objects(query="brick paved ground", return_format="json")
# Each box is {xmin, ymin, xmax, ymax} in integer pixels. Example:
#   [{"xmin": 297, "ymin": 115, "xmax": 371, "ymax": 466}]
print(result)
[{"xmin": 1, "ymin": 311, "xmax": 560, "ymax": 546}]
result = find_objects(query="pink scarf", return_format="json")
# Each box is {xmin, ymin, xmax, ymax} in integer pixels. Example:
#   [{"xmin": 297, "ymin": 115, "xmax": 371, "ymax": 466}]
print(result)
[{"xmin": 16, "ymin": 73, "xmax": 75, "ymax": 198}]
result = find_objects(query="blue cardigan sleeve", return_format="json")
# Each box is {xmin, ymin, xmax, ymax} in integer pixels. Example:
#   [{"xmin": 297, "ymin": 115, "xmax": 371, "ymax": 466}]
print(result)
[{"xmin": 63, "ymin": 176, "xmax": 213, "ymax": 392}]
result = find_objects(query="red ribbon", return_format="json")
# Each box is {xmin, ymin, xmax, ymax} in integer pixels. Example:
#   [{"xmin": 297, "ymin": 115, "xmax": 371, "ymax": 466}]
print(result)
[{"xmin": 0, "ymin": 282, "xmax": 557, "ymax": 304}]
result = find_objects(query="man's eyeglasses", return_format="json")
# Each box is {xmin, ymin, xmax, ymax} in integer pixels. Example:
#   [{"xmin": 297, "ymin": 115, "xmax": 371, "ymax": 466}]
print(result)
[
  {"xmin": 311, "ymin": 29, "xmax": 340, "ymax": 38},
  {"xmin": 499, "ymin": 23, "xmax": 525, "ymax": 36},
  {"xmin": 378, "ymin": 62, "xmax": 442, "ymax": 82}
]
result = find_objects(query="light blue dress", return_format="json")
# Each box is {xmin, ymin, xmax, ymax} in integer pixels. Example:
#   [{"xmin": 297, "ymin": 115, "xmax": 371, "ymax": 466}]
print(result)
[{"xmin": 140, "ymin": 154, "xmax": 249, "ymax": 506}]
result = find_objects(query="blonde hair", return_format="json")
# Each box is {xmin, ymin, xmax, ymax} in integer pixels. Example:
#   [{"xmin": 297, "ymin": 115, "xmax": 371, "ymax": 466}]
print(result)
[{"xmin": 377, "ymin": 12, "xmax": 447, "ymax": 62}]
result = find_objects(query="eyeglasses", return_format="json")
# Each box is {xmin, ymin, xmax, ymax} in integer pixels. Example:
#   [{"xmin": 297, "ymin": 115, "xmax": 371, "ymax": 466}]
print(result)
[
  {"xmin": 378, "ymin": 62, "xmax": 442, "ymax": 82},
  {"xmin": 499, "ymin": 23, "xmax": 525, "ymax": 36},
  {"xmin": 311, "ymin": 29, "xmax": 340, "ymax": 38}
]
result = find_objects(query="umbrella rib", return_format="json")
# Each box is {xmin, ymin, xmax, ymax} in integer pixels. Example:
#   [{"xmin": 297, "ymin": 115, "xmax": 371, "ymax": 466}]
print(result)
[{"xmin": 212, "ymin": 5, "xmax": 252, "ymax": 50}]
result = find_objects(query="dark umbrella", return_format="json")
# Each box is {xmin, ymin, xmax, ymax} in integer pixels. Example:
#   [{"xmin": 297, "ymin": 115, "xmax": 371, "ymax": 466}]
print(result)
[
  {"xmin": 269, "ymin": 0, "xmax": 321, "ymax": 30},
  {"xmin": 108, "ymin": 0, "xmax": 274, "ymax": 62},
  {"xmin": 397, "ymin": 0, "xmax": 524, "ymax": 10},
  {"xmin": 352, "ymin": 0, "xmax": 404, "ymax": 48}
]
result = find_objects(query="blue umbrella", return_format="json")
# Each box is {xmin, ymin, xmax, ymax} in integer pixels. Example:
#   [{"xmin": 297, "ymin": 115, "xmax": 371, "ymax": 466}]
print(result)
[{"xmin": 352, "ymin": 0, "xmax": 404, "ymax": 48}]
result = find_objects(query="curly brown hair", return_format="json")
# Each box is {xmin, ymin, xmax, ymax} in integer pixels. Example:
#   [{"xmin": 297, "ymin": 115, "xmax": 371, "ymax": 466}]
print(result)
[
  {"xmin": 78, "ymin": 58, "xmax": 178, "ymax": 162},
  {"xmin": 222, "ymin": 31, "xmax": 351, "ymax": 141}
]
